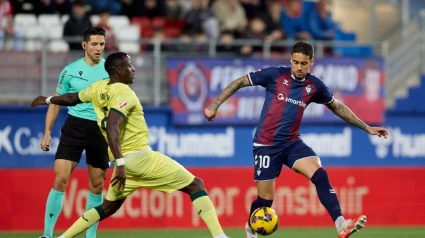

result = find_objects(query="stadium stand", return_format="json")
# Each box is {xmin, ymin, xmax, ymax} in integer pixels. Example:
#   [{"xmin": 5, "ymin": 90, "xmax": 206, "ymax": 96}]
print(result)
[{"xmin": 5, "ymin": 0, "xmax": 368, "ymax": 55}]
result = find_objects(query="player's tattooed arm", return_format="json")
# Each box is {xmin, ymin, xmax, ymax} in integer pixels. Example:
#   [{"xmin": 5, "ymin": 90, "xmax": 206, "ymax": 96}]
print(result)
[
  {"xmin": 208, "ymin": 75, "xmax": 251, "ymax": 110},
  {"xmin": 326, "ymin": 99, "xmax": 369, "ymax": 131}
]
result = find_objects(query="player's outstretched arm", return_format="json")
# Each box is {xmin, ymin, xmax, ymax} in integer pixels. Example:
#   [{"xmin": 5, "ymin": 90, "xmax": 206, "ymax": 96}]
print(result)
[
  {"xmin": 30, "ymin": 93, "xmax": 82, "ymax": 108},
  {"xmin": 326, "ymin": 99, "xmax": 389, "ymax": 138},
  {"xmin": 106, "ymin": 109, "xmax": 126, "ymax": 192},
  {"xmin": 204, "ymin": 75, "xmax": 251, "ymax": 121}
]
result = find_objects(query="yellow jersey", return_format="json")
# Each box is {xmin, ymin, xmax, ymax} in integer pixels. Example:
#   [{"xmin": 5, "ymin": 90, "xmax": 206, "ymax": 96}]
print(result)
[{"xmin": 78, "ymin": 80, "xmax": 149, "ymax": 160}]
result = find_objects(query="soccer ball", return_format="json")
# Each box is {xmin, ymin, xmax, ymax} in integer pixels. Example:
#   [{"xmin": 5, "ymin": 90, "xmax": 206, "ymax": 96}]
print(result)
[{"xmin": 249, "ymin": 207, "xmax": 279, "ymax": 236}]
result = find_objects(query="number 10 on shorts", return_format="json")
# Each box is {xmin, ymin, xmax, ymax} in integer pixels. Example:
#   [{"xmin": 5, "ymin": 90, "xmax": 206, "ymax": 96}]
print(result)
[{"xmin": 255, "ymin": 155, "xmax": 270, "ymax": 168}]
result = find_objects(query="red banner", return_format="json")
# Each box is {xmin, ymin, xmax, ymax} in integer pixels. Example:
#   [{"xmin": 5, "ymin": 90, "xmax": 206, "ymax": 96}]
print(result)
[{"xmin": 1, "ymin": 168, "xmax": 425, "ymax": 231}]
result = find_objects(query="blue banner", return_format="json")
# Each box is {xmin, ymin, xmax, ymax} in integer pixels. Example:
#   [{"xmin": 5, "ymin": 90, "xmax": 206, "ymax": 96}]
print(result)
[
  {"xmin": 0, "ymin": 106, "xmax": 423, "ymax": 168},
  {"xmin": 167, "ymin": 57, "xmax": 385, "ymax": 126}
]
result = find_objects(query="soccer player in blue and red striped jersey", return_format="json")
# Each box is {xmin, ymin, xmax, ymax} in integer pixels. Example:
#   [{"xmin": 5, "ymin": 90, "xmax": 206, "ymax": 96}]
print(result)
[{"xmin": 204, "ymin": 41, "xmax": 389, "ymax": 238}]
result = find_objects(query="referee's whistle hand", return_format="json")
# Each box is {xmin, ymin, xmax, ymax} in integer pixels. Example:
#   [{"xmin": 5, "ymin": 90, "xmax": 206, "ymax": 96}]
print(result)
[
  {"xmin": 30, "ymin": 96, "xmax": 48, "ymax": 108},
  {"xmin": 40, "ymin": 135, "xmax": 51, "ymax": 151},
  {"xmin": 111, "ymin": 165, "xmax": 126, "ymax": 192}
]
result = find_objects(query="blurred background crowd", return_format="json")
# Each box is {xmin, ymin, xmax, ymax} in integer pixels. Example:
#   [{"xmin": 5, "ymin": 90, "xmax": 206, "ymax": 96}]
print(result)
[{"xmin": 0, "ymin": 0, "xmax": 349, "ymax": 56}]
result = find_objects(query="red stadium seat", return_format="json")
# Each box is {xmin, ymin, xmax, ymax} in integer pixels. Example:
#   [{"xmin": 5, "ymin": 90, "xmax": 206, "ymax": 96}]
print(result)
[
  {"xmin": 131, "ymin": 17, "xmax": 151, "ymax": 29},
  {"xmin": 152, "ymin": 17, "xmax": 167, "ymax": 28},
  {"xmin": 141, "ymin": 26, "xmax": 154, "ymax": 38},
  {"xmin": 166, "ymin": 19, "xmax": 186, "ymax": 29},
  {"xmin": 164, "ymin": 27, "xmax": 182, "ymax": 39}
]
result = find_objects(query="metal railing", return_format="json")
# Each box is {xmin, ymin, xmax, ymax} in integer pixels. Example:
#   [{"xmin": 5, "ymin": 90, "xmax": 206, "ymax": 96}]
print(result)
[
  {"xmin": 382, "ymin": 9, "xmax": 425, "ymax": 100},
  {"xmin": 0, "ymin": 39, "xmax": 380, "ymax": 105}
]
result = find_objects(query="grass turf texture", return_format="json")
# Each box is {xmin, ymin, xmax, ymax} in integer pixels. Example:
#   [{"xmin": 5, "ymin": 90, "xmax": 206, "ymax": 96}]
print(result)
[{"xmin": 0, "ymin": 227, "xmax": 424, "ymax": 238}]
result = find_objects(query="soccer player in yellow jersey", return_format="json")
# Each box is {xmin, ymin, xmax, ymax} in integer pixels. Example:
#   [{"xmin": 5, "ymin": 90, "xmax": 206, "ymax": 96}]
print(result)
[{"xmin": 31, "ymin": 52, "xmax": 229, "ymax": 238}]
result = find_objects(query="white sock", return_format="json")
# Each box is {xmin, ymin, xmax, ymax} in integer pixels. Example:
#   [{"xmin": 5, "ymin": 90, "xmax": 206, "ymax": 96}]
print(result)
[
  {"xmin": 335, "ymin": 216, "xmax": 346, "ymax": 230},
  {"xmin": 214, "ymin": 234, "xmax": 228, "ymax": 238}
]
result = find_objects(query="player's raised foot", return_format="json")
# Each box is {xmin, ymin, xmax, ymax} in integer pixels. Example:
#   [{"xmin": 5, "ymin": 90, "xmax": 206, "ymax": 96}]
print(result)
[
  {"xmin": 245, "ymin": 222, "xmax": 258, "ymax": 238},
  {"xmin": 38, "ymin": 236, "xmax": 49, "ymax": 238},
  {"xmin": 338, "ymin": 215, "xmax": 367, "ymax": 238}
]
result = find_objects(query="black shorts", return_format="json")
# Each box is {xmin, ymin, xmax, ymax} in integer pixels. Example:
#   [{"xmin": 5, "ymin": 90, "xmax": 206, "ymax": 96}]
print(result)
[{"xmin": 55, "ymin": 114, "xmax": 109, "ymax": 169}]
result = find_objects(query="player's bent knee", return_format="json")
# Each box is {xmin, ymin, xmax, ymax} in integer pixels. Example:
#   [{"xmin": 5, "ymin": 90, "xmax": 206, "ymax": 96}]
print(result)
[
  {"xmin": 189, "ymin": 177, "xmax": 206, "ymax": 193},
  {"xmin": 52, "ymin": 174, "xmax": 71, "ymax": 191},
  {"xmin": 179, "ymin": 177, "xmax": 205, "ymax": 195},
  {"xmin": 293, "ymin": 156, "xmax": 322, "ymax": 179},
  {"xmin": 89, "ymin": 179, "xmax": 105, "ymax": 194},
  {"xmin": 89, "ymin": 185, "xmax": 104, "ymax": 195},
  {"xmin": 88, "ymin": 167, "xmax": 107, "ymax": 194},
  {"xmin": 193, "ymin": 177, "xmax": 205, "ymax": 188}
]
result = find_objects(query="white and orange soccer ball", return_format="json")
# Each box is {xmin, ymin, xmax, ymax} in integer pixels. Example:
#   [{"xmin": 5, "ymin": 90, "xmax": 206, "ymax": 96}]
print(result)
[{"xmin": 249, "ymin": 207, "xmax": 279, "ymax": 236}]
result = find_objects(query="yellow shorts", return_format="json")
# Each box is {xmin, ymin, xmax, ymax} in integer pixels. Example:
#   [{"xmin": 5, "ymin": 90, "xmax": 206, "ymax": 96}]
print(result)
[{"xmin": 106, "ymin": 149, "xmax": 195, "ymax": 201}]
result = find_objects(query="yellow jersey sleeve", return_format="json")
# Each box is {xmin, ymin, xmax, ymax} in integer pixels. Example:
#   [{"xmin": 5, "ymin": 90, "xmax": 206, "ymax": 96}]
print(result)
[
  {"xmin": 78, "ymin": 84, "xmax": 95, "ymax": 103},
  {"xmin": 108, "ymin": 89, "xmax": 137, "ymax": 118}
]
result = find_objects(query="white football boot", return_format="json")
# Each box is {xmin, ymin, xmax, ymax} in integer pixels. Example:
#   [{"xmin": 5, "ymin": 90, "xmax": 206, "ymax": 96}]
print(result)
[{"xmin": 245, "ymin": 222, "xmax": 258, "ymax": 238}]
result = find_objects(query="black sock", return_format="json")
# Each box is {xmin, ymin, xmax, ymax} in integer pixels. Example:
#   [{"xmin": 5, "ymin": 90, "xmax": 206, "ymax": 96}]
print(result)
[
  {"xmin": 248, "ymin": 196, "xmax": 273, "ymax": 224},
  {"xmin": 311, "ymin": 168, "xmax": 343, "ymax": 222}
]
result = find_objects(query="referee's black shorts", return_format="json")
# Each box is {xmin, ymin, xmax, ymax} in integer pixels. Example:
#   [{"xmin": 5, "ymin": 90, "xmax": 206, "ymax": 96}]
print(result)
[{"xmin": 55, "ymin": 114, "xmax": 109, "ymax": 169}]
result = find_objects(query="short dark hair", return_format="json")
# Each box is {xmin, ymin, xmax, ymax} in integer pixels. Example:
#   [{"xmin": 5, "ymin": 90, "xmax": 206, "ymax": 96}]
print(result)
[
  {"xmin": 291, "ymin": 41, "xmax": 314, "ymax": 59},
  {"xmin": 83, "ymin": 27, "xmax": 106, "ymax": 42},
  {"xmin": 105, "ymin": 52, "xmax": 129, "ymax": 75}
]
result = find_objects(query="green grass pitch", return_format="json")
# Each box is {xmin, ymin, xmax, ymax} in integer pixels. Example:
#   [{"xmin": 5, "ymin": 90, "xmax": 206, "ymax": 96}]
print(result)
[{"xmin": 1, "ymin": 227, "xmax": 425, "ymax": 238}]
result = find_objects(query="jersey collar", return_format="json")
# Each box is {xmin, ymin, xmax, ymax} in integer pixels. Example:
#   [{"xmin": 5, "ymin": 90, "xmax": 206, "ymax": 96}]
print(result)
[{"xmin": 291, "ymin": 74, "xmax": 306, "ymax": 82}]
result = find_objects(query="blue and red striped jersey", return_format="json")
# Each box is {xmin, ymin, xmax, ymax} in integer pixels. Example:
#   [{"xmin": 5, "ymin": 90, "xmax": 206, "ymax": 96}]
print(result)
[{"xmin": 248, "ymin": 66, "xmax": 334, "ymax": 145}]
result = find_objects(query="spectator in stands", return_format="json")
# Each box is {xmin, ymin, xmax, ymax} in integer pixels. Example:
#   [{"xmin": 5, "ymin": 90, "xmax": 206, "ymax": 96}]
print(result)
[
  {"xmin": 63, "ymin": 0, "xmax": 92, "ymax": 50},
  {"xmin": 193, "ymin": 26, "xmax": 208, "ymax": 52},
  {"xmin": 239, "ymin": 17, "xmax": 266, "ymax": 56},
  {"xmin": 85, "ymin": 0, "xmax": 122, "ymax": 15},
  {"xmin": 212, "ymin": 0, "xmax": 247, "ymax": 35},
  {"xmin": 175, "ymin": 27, "xmax": 194, "ymax": 52},
  {"xmin": 0, "ymin": 0, "xmax": 23, "ymax": 51},
  {"xmin": 174, "ymin": 26, "xmax": 208, "ymax": 53},
  {"xmin": 178, "ymin": 0, "xmax": 191, "ymax": 12},
  {"xmin": 166, "ymin": 0, "xmax": 184, "ymax": 20},
  {"xmin": 184, "ymin": 0, "xmax": 219, "ymax": 39},
  {"xmin": 216, "ymin": 30, "xmax": 238, "ymax": 55},
  {"xmin": 120, "ymin": 0, "xmax": 137, "ymax": 18},
  {"xmin": 239, "ymin": 0, "xmax": 267, "ymax": 19},
  {"xmin": 96, "ymin": 8, "xmax": 117, "ymax": 52},
  {"xmin": 120, "ymin": 0, "xmax": 165, "ymax": 18},
  {"xmin": 140, "ymin": 0, "xmax": 167, "ymax": 18},
  {"xmin": 262, "ymin": 0, "xmax": 284, "ymax": 41},
  {"xmin": 39, "ymin": 0, "xmax": 72, "ymax": 15},
  {"xmin": 147, "ymin": 27, "xmax": 172, "ymax": 52},
  {"xmin": 308, "ymin": 0, "xmax": 336, "ymax": 41},
  {"xmin": 280, "ymin": 0, "xmax": 310, "ymax": 40},
  {"xmin": 8, "ymin": 0, "xmax": 35, "ymax": 14},
  {"xmin": 241, "ymin": 17, "xmax": 266, "ymax": 40}
]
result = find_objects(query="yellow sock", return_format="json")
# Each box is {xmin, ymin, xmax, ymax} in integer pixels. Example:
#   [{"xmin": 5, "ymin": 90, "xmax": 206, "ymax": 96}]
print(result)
[
  {"xmin": 191, "ymin": 190, "xmax": 224, "ymax": 237},
  {"xmin": 61, "ymin": 208, "xmax": 101, "ymax": 238}
]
